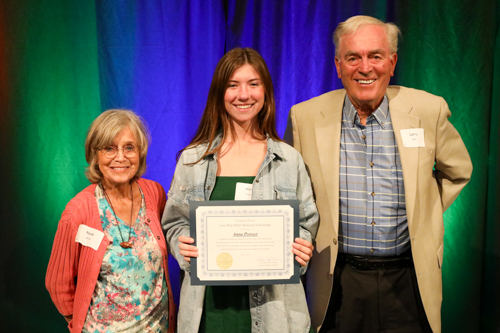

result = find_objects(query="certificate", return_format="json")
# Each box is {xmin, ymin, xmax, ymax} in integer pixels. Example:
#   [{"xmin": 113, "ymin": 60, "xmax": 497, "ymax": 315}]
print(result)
[{"xmin": 189, "ymin": 200, "xmax": 300, "ymax": 286}]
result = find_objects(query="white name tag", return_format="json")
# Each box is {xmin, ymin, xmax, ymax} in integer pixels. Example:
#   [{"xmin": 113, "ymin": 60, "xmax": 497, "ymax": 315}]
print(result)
[
  {"xmin": 235, "ymin": 182, "xmax": 253, "ymax": 200},
  {"xmin": 400, "ymin": 128, "xmax": 425, "ymax": 147},
  {"xmin": 75, "ymin": 225, "xmax": 104, "ymax": 250}
]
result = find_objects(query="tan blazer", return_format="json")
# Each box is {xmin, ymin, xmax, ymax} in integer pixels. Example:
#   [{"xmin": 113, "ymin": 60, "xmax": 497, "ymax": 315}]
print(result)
[{"xmin": 285, "ymin": 86, "xmax": 472, "ymax": 333}]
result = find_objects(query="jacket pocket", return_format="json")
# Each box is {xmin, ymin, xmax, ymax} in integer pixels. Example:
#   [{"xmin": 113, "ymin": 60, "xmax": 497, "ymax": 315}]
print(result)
[
  {"xmin": 183, "ymin": 186, "xmax": 205, "ymax": 206},
  {"xmin": 418, "ymin": 149, "xmax": 434, "ymax": 168},
  {"xmin": 274, "ymin": 186, "xmax": 298, "ymax": 200}
]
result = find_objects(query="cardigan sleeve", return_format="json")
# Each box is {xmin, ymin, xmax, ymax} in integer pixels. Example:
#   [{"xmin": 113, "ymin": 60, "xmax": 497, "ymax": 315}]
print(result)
[
  {"xmin": 45, "ymin": 194, "xmax": 88, "ymax": 316},
  {"xmin": 153, "ymin": 180, "xmax": 167, "ymax": 218}
]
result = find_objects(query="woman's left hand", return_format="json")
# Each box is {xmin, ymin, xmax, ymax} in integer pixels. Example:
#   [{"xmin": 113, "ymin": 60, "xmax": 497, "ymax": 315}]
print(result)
[{"xmin": 292, "ymin": 238, "xmax": 314, "ymax": 266}]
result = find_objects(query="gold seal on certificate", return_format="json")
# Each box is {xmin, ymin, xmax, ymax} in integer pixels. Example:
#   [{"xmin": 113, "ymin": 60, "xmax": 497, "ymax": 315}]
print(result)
[
  {"xmin": 190, "ymin": 200, "xmax": 300, "ymax": 286},
  {"xmin": 216, "ymin": 253, "xmax": 233, "ymax": 269}
]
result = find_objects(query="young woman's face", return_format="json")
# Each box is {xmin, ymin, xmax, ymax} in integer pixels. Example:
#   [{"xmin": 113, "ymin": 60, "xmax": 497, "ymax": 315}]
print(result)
[{"xmin": 224, "ymin": 63, "xmax": 265, "ymax": 128}]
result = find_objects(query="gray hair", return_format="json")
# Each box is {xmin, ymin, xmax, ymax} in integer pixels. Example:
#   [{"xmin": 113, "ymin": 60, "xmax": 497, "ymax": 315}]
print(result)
[
  {"xmin": 333, "ymin": 15, "xmax": 401, "ymax": 57},
  {"xmin": 84, "ymin": 109, "xmax": 150, "ymax": 183}
]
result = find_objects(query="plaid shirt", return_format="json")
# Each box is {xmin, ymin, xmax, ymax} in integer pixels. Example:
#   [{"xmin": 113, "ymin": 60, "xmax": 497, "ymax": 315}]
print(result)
[{"xmin": 339, "ymin": 95, "xmax": 410, "ymax": 256}]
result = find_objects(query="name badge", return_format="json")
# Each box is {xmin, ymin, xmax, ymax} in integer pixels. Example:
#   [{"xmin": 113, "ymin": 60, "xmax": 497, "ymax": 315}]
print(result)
[
  {"xmin": 75, "ymin": 225, "xmax": 104, "ymax": 250},
  {"xmin": 400, "ymin": 128, "xmax": 425, "ymax": 147},
  {"xmin": 235, "ymin": 182, "xmax": 253, "ymax": 200}
]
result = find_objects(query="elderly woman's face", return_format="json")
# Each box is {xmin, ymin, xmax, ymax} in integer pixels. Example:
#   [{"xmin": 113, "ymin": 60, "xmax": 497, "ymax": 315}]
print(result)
[{"xmin": 97, "ymin": 126, "xmax": 140, "ymax": 188}]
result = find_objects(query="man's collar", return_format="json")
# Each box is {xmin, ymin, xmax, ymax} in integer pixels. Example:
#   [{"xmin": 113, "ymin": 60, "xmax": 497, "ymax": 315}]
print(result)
[{"xmin": 343, "ymin": 95, "xmax": 389, "ymax": 128}]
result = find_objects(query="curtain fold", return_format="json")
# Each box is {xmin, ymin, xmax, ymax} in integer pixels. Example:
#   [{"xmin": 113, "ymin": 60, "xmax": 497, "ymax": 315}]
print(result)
[
  {"xmin": 481, "ymin": 3, "xmax": 500, "ymax": 331},
  {"xmin": 0, "ymin": 1, "xmax": 101, "ymax": 331},
  {"xmin": 395, "ymin": 1, "xmax": 497, "ymax": 330}
]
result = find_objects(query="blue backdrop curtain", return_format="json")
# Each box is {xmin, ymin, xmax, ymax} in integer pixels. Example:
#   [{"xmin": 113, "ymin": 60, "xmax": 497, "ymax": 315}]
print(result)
[{"xmin": 0, "ymin": 1, "xmax": 498, "ymax": 332}]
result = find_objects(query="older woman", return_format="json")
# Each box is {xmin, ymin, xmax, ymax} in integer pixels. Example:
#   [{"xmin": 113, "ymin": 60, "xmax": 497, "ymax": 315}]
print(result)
[
  {"xmin": 163, "ymin": 48, "xmax": 319, "ymax": 332},
  {"xmin": 46, "ymin": 110, "xmax": 176, "ymax": 333}
]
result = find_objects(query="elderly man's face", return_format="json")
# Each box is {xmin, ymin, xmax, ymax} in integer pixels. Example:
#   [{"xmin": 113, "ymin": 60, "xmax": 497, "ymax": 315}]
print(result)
[{"xmin": 335, "ymin": 24, "xmax": 397, "ymax": 113}]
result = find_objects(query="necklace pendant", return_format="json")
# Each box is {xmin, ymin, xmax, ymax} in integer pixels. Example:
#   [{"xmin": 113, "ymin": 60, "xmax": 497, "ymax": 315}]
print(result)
[{"xmin": 120, "ymin": 241, "xmax": 133, "ymax": 248}]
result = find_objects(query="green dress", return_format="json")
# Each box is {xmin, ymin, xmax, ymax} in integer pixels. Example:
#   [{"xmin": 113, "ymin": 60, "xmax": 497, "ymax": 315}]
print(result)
[{"xmin": 199, "ymin": 176, "xmax": 254, "ymax": 333}]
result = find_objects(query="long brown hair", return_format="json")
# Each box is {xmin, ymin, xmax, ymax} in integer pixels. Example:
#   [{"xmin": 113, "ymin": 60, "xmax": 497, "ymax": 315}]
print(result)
[{"xmin": 178, "ymin": 47, "xmax": 281, "ymax": 163}]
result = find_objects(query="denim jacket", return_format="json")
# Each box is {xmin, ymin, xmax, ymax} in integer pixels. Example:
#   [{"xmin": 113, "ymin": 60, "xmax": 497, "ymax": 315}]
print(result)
[{"xmin": 162, "ymin": 134, "xmax": 319, "ymax": 333}]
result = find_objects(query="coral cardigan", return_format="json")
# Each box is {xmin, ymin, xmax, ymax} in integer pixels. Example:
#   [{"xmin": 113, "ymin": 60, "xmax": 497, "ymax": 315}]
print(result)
[{"xmin": 46, "ymin": 178, "xmax": 176, "ymax": 333}]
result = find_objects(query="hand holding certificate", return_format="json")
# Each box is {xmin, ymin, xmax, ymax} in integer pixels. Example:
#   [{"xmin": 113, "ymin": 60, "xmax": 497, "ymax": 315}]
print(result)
[{"xmin": 189, "ymin": 200, "xmax": 300, "ymax": 286}]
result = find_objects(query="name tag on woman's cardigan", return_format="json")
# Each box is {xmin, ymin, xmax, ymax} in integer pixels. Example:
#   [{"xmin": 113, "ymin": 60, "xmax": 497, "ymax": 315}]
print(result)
[{"xmin": 75, "ymin": 224, "xmax": 104, "ymax": 250}]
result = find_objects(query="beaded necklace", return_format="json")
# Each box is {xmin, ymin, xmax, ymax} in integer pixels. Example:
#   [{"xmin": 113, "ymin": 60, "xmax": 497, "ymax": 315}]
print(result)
[{"xmin": 100, "ymin": 182, "xmax": 134, "ymax": 248}]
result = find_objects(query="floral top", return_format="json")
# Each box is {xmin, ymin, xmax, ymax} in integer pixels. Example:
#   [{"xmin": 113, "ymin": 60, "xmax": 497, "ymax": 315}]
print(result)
[{"xmin": 82, "ymin": 184, "xmax": 168, "ymax": 333}]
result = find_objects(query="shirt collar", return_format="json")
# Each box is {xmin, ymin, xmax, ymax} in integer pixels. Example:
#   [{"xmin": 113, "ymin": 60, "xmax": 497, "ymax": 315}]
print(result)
[
  {"xmin": 266, "ymin": 135, "xmax": 285, "ymax": 160},
  {"xmin": 343, "ymin": 95, "xmax": 389, "ymax": 128}
]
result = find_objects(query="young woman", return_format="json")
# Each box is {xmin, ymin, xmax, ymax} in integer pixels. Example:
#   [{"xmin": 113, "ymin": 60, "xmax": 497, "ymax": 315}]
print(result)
[{"xmin": 162, "ymin": 48, "xmax": 318, "ymax": 333}]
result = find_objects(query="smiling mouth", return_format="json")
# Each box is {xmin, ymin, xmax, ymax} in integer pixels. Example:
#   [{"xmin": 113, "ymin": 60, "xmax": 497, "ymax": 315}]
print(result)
[
  {"xmin": 111, "ymin": 167, "xmax": 129, "ymax": 170},
  {"xmin": 235, "ymin": 104, "xmax": 253, "ymax": 109},
  {"xmin": 356, "ymin": 79, "xmax": 375, "ymax": 84}
]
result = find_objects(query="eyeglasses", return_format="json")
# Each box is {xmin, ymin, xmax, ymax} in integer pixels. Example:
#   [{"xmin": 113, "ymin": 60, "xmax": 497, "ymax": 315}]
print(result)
[{"xmin": 97, "ymin": 144, "xmax": 141, "ymax": 158}]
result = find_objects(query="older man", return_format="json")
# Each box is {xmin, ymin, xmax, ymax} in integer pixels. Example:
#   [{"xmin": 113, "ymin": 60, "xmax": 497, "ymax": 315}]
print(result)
[{"xmin": 285, "ymin": 15, "xmax": 472, "ymax": 333}]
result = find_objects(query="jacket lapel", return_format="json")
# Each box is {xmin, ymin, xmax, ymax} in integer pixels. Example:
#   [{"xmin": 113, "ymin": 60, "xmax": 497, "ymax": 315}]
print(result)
[
  {"xmin": 387, "ymin": 87, "xmax": 420, "ymax": 225},
  {"xmin": 315, "ymin": 91, "xmax": 345, "ymax": 237}
]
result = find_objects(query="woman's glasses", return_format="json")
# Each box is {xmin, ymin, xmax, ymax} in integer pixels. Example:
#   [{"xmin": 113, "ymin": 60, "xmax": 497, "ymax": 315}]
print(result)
[{"xmin": 97, "ymin": 144, "xmax": 140, "ymax": 158}]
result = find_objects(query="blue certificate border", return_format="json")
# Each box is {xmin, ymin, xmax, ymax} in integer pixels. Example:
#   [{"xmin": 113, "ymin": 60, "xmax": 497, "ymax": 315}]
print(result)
[{"xmin": 189, "ymin": 200, "xmax": 300, "ymax": 286}]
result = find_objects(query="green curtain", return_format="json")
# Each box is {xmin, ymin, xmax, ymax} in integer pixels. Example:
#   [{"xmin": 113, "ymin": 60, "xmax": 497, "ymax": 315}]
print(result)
[
  {"xmin": 394, "ymin": 1, "xmax": 498, "ymax": 331},
  {"xmin": 0, "ymin": 1, "xmax": 101, "ymax": 331},
  {"xmin": 395, "ymin": 2, "xmax": 486, "ymax": 331},
  {"xmin": 482, "ymin": 1, "xmax": 500, "ymax": 331}
]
